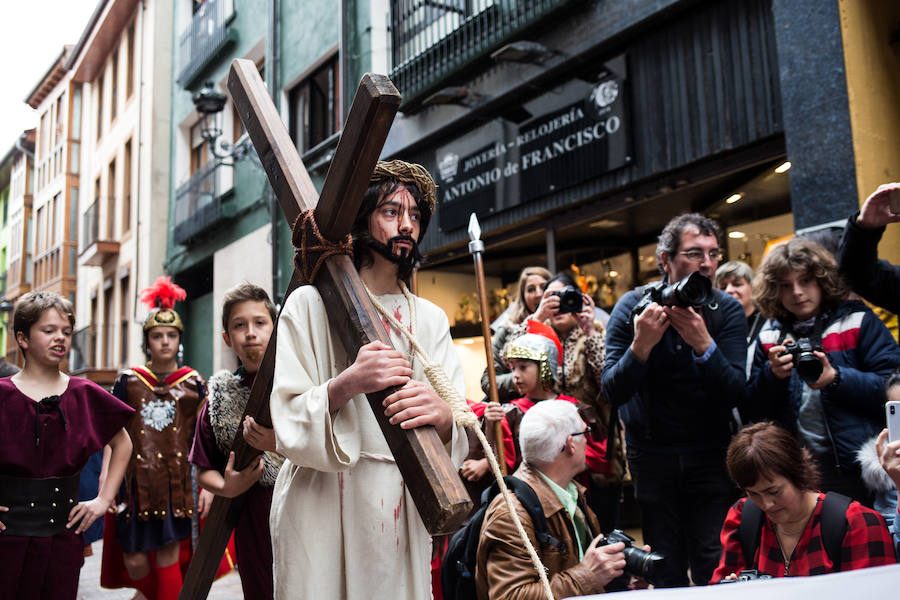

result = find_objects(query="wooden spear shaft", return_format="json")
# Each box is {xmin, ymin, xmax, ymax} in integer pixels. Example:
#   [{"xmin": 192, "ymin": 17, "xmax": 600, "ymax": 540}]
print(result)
[{"xmin": 467, "ymin": 215, "xmax": 506, "ymax": 475}]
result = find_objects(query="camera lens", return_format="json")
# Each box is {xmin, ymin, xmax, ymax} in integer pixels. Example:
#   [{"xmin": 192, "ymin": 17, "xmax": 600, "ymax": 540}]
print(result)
[
  {"xmin": 623, "ymin": 545, "xmax": 665, "ymax": 584},
  {"xmin": 795, "ymin": 354, "xmax": 823, "ymax": 385}
]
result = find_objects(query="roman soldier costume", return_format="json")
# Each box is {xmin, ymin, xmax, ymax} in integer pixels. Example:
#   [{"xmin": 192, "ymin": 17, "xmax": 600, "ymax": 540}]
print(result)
[
  {"xmin": 101, "ymin": 277, "xmax": 209, "ymax": 599},
  {"xmin": 114, "ymin": 277, "xmax": 205, "ymax": 524},
  {"xmin": 118, "ymin": 364, "xmax": 204, "ymax": 520}
]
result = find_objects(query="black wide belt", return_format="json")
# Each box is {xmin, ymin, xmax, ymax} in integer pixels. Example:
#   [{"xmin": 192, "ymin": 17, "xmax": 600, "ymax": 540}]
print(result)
[{"xmin": 0, "ymin": 472, "xmax": 81, "ymax": 537}]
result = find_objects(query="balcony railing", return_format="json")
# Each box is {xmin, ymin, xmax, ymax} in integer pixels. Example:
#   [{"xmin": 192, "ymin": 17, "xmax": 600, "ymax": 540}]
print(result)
[
  {"xmin": 82, "ymin": 200, "xmax": 100, "ymax": 252},
  {"xmin": 71, "ymin": 323, "xmax": 121, "ymax": 377},
  {"xmin": 80, "ymin": 200, "xmax": 121, "ymax": 266},
  {"xmin": 389, "ymin": 0, "xmax": 573, "ymax": 110},
  {"xmin": 71, "ymin": 325, "xmax": 96, "ymax": 373},
  {"xmin": 174, "ymin": 160, "xmax": 231, "ymax": 245},
  {"xmin": 177, "ymin": 0, "xmax": 236, "ymax": 88}
]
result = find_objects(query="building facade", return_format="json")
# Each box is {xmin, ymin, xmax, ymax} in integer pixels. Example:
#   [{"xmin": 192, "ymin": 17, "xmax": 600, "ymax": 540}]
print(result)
[
  {"xmin": 22, "ymin": 47, "xmax": 80, "ymax": 372},
  {"xmin": 163, "ymin": 0, "xmax": 899, "ymax": 383},
  {"xmin": 340, "ymin": 0, "xmax": 900, "ymax": 308},
  {"xmin": 66, "ymin": 0, "xmax": 173, "ymax": 384},
  {"xmin": 2, "ymin": 130, "xmax": 35, "ymax": 365},
  {"xmin": 330, "ymin": 0, "xmax": 900, "ymax": 397},
  {"xmin": 167, "ymin": 0, "xmax": 338, "ymax": 376},
  {"xmin": 0, "ymin": 144, "xmax": 19, "ymax": 355}
]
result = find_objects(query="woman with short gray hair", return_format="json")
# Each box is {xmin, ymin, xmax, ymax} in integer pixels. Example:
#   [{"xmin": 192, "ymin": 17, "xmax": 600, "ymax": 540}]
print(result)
[{"xmin": 715, "ymin": 260, "xmax": 764, "ymax": 380}]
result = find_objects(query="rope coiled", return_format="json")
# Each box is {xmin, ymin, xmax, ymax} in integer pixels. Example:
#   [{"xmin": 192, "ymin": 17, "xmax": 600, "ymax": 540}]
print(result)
[{"xmin": 291, "ymin": 209, "xmax": 354, "ymax": 284}]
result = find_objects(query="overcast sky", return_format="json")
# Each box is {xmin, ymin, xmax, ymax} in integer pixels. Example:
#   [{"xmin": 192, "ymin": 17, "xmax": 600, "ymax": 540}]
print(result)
[{"xmin": 0, "ymin": 0, "xmax": 100, "ymax": 153}]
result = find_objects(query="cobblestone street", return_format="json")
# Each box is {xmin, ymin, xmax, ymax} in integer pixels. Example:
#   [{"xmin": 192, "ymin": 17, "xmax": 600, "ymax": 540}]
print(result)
[{"xmin": 77, "ymin": 540, "xmax": 243, "ymax": 600}]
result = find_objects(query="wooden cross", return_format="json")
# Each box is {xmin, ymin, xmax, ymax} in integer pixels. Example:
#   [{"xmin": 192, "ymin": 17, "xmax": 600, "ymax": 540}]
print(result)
[{"xmin": 179, "ymin": 60, "xmax": 472, "ymax": 599}]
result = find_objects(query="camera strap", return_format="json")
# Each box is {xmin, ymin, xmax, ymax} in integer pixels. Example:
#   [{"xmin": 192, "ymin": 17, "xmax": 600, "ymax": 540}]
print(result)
[{"xmin": 776, "ymin": 314, "xmax": 825, "ymax": 348}]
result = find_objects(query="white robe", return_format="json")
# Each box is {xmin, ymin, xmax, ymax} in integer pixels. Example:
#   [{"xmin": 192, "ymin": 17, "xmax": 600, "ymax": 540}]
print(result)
[{"xmin": 269, "ymin": 285, "xmax": 468, "ymax": 599}]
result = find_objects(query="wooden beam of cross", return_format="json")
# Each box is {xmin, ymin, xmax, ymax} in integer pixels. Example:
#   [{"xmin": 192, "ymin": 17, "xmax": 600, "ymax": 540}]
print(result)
[{"xmin": 179, "ymin": 60, "xmax": 472, "ymax": 599}]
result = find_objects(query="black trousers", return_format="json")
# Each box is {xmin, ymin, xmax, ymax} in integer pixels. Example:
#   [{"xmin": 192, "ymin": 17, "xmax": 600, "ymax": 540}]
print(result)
[
  {"xmin": 584, "ymin": 477, "xmax": 623, "ymax": 536},
  {"xmin": 627, "ymin": 446, "xmax": 738, "ymax": 587}
]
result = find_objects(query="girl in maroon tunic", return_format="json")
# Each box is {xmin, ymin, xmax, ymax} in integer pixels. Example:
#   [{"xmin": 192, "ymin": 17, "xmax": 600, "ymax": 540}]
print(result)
[{"xmin": 0, "ymin": 291, "xmax": 134, "ymax": 600}]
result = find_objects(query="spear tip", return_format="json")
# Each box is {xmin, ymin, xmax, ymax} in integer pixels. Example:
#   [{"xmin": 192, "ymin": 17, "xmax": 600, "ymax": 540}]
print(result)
[{"xmin": 467, "ymin": 212, "xmax": 481, "ymax": 241}]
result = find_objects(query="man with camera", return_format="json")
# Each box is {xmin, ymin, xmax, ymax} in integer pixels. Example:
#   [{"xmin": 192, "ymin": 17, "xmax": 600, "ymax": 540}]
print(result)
[
  {"xmin": 602, "ymin": 213, "xmax": 747, "ymax": 587},
  {"xmin": 475, "ymin": 401, "xmax": 654, "ymax": 600}
]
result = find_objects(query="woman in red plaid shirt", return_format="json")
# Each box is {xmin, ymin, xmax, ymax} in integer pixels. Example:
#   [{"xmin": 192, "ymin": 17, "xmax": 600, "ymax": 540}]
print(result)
[{"xmin": 711, "ymin": 422, "xmax": 896, "ymax": 582}]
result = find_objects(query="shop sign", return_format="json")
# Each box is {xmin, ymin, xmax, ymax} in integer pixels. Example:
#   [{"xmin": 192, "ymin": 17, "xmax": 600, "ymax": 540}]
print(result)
[{"xmin": 426, "ymin": 54, "xmax": 631, "ymax": 232}]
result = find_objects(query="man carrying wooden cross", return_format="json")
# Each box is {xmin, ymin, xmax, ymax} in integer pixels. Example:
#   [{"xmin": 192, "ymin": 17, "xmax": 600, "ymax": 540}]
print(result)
[{"xmin": 269, "ymin": 159, "xmax": 468, "ymax": 599}]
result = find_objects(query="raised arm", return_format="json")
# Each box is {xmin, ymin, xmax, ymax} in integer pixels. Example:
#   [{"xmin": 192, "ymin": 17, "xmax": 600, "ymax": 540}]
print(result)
[{"xmin": 838, "ymin": 183, "xmax": 900, "ymax": 313}]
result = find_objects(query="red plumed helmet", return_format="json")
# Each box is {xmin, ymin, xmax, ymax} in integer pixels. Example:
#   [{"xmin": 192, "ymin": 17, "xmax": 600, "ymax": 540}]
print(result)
[{"xmin": 140, "ymin": 276, "xmax": 187, "ymax": 310}]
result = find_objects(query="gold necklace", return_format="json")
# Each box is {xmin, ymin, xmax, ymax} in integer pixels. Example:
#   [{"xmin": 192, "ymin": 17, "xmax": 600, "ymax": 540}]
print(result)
[{"xmin": 773, "ymin": 496, "xmax": 818, "ymax": 574}]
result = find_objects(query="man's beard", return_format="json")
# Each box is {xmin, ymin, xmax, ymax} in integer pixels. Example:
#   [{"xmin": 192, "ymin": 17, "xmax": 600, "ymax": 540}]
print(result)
[{"xmin": 366, "ymin": 235, "xmax": 423, "ymax": 271}]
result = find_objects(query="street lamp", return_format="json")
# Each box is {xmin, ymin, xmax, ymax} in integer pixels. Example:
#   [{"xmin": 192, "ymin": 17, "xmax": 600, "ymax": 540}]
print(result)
[{"xmin": 191, "ymin": 81, "xmax": 255, "ymax": 162}]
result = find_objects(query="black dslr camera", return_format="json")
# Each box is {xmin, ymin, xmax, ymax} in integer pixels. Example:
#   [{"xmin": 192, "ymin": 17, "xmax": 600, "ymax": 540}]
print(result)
[
  {"xmin": 597, "ymin": 529, "xmax": 665, "ymax": 589},
  {"xmin": 631, "ymin": 271, "xmax": 715, "ymax": 324},
  {"xmin": 549, "ymin": 285, "xmax": 583, "ymax": 315},
  {"xmin": 718, "ymin": 569, "xmax": 773, "ymax": 583},
  {"xmin": 780, "ymin": 338, "xmax": 824, "ymax": 385}
]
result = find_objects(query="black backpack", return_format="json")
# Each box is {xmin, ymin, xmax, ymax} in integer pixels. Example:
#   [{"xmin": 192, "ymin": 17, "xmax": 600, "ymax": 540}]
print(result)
[
  {"xmin": 441, "ymin": 476, "xmax": 563, "ymax": 600},
  {"xmin": 738, "ymin": 492, "xmax": 851, "ymax": 570}
]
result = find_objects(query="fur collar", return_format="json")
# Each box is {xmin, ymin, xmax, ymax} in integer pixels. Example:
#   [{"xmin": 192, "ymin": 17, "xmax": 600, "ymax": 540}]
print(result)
[
  {"xmin": 857, "ymin": 434, "xmax": 895, "ymax": 493},
  {"xmin": 207, "ymin": 370, "xmax": 284, "ymax": 487}
]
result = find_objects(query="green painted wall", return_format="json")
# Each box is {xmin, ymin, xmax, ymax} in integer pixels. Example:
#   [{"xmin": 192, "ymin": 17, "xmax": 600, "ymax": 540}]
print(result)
[
  {"xmin": 167, "ymin": 0, "xmax": 341, "ymax": 368},
  {"xmin": 167, "ymin": 0, "xmax": 270, "ymax": 278},
  {"xmin": 181, "ymin": 291, "xmax": 214, "ymax": 378},
  {"xmin": 343, "ymin": 0, "xmax": 375, "ymax": 117},
  {"xmin": 167, "ymin": 0, "xmax": 340, "ymax": 283}
]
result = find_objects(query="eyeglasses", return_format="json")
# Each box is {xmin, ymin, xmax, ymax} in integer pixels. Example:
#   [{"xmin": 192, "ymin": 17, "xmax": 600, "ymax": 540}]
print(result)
[
  {"xmin": 678, "ymin": 249, "xmax": 724, "ymax": 263},
  {"xmin": 571, "ymin": 426, "xmax": 592, "ymax": 439},
  {"xmin": 562, "ymin": 426, "xmax": 592, "ymax": 451}
]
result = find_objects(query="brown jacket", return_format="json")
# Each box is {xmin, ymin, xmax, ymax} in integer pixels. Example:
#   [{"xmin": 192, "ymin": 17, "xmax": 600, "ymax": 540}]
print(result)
[{"xmin": 475, "ymin": 464, "xmax": 606, "ymax": 600}]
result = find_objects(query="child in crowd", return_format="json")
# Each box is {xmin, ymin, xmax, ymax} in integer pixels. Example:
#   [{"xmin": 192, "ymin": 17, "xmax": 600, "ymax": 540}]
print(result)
[
  {"xmin": 190, "ymin": 283, "xmax": 284, "ymax": 600},
  {"xmin": 461, "ymin": 321, "xmax": 607, "ymax": 500},
  {"xmin": 102, "ymin": 277, "xmax": 206, "ymax": 600},
  {"xmin": 0, "ymin": 291, "xmax": 134, "ymax": 600},
  {"xmin": 748, "ymin": 237, "xmax": 900, "ymax": 506}
]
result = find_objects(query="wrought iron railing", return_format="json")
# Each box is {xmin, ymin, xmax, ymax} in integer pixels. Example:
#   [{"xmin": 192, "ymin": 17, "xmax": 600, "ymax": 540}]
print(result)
[
  {"xmin": 176, "ymin": 0, "xmax": 235, "ymax": 87},
  {"xmin": 389, "ymin": 0, "xmax": 573, "ymax": 109},
  {"xmin": 173, "ymin": 160, "xmax": 226, "ymax": 245},
  {"xmin": 82, "ymin": 200, "xmax": 100, "ymax": 252}
]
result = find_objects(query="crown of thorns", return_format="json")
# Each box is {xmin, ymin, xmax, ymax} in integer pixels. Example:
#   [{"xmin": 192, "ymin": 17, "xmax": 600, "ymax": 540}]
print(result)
[{"xmin": 370, "ymin": 160, "xmax": 437, "ymax": 216}]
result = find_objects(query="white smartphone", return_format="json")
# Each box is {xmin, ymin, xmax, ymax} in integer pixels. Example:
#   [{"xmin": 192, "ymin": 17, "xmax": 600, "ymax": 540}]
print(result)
[{"xmin": 887, "ymin": 401, "xmax": 900, "ymax": 442}]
